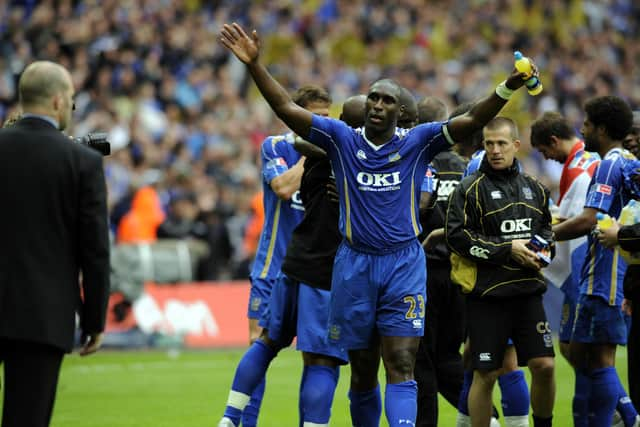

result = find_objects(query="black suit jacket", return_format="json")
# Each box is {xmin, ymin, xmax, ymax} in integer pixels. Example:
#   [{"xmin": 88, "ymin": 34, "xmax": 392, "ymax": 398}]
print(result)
[{"xmin": 0, "ymin": 117, "xmax": 110, "ymax": 352}]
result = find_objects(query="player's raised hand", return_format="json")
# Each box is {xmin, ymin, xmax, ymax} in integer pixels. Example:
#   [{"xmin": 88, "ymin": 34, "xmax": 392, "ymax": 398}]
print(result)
[
  {"xmin": 505, "ymin": 60, "xmax": 540, "ymax": 91},
  {"xmin": 220, "ymin": 23, "xmax": 260, "ymax": 64}
]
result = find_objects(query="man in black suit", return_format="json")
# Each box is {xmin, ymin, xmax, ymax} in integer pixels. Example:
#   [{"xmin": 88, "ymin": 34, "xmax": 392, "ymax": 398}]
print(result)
[{"xmin": 0, "ymin": 61, "xmax": 110, "ymax": 427}]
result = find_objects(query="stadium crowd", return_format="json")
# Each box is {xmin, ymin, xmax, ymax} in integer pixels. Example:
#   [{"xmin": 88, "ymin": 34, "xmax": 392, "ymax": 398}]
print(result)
[{"xmin": 0, "ymin": 0, "xmax": 639, "ymax": 281}]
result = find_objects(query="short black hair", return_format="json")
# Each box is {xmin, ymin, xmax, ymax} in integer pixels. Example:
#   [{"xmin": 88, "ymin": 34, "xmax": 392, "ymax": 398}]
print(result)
[
  {"xmin": 584, "ymin": 96, "xmax": 633, "ymax": 141},
  {"xmin": 530, "ymin": 112, "xmax": 574, "ymax": 147}
]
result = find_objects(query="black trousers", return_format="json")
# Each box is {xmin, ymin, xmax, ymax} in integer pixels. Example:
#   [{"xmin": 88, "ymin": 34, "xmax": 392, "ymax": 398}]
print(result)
[
  {"xmin": 0, "ymin": 338, "xmax": 64, "ymax": 427},
  {"xmin": 415, "ymin": 260, "xmax": 465, "ymax": 427}
]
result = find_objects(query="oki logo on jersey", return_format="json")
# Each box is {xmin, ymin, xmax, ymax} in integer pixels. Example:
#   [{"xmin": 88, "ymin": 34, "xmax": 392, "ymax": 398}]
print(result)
[
  {"xmin": 595, "ymin": 184, "xmax": 612, "ymax": 195},
  {"xmin": 436, "ymin": 180, "xmax": 459, "ymax": 201},
  {"xmin": 356, "ymin": 171, "xmax": 402, "ymax": 191},
  {"xmin": 500, "ymin": 218, "xmax": 532, "ymax": 233}
]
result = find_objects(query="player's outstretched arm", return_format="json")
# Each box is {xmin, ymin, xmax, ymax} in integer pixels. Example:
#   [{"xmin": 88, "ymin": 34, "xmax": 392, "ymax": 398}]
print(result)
[
  {"xmin": 447, "ymin": 65, "xmax": 535, "ymax": 142},
  {"xmin": 552, "ymin": 207, "xmax": 598, "ymax": 241},
  {"xmin": 219, "ymin": 22, "xmax": 312, "ymax": 138}
]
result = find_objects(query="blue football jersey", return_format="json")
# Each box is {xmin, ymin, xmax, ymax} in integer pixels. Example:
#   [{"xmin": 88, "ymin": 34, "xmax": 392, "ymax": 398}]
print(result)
[
  {"xmin": 581, "ymin": 147, "xmax": 636, "ymax": 305},
  {"xmin": 421, "ymin": 165, "xmax": 437, "ymax": 193},
  {"xmin": 464, "ymin": 149, "xmax": 485, "ymax": 177},
  {"xmin": 250, "ymin": 133, "xmax": 305, "ymax": 280},
  {"xmin": 307, "ymin": 115, "xmax": 453, "ymax": 251}
]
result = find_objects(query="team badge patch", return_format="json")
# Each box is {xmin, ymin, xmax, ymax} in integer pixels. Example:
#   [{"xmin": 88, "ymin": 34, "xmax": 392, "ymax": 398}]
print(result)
[
  {"xmin": 522, "ymin": 187, "xmax": 533, "ymax": 199},
  {"xmin": 596, "ymin": 184, "xmax": 612, "ymax": 195},
  {"xmin": 388, "ymin": 152, "xmax": 402, "ymax": 163}
]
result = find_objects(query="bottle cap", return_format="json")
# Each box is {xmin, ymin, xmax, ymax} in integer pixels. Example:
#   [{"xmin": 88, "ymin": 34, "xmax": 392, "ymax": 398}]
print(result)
[
  {"xmin": 514, "ymin": 51, "xmax": 524, "ymax": 60},
  {"xmin": 596, "ymin": 212, "xmax": 604, "ymax": 220}
]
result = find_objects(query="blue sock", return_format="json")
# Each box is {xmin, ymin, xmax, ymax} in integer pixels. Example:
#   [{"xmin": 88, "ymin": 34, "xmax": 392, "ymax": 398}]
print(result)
[
  {"xmin": 615, "ymin": 379, "xmax": 639, "ymax": 427},
  {"xmin": 298, "ymin": 366, "xmax": 309, "ymax": 427},
  {"xmin": 300, "ymin": 365, "xmax": 339, "ymax": 425},
  {"xmin": 458, "ymin": 370, "xmax": 473, "ymax": 415},
  {"xmin": 498, "ymin": 370, "xmax": 530, "ymax": 419},
  {"xmin": 223, "ymin": 340, "xmax": 276, "ymax": 426},
  {"xmin": 385, "ymin": 380, "xmax": 418, "ymax": 427},
  {"xmin": 572, "ymin": 370, "xmax": 591, "ymax": 427},
  {"xmin": 589, "ymin": 367, "xmax": 619, "ymax": 427},
  {"xmin": 348, "ymin": 384, "xmax": 382, "ymax": 427},
  {"xmin": 241, "ymin": 378, "xmax": 265, "ymax": 427}
]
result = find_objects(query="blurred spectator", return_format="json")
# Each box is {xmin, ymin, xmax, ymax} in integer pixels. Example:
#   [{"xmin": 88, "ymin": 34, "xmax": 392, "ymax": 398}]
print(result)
[
  {"xmin": 117, "ymin": 184, "xmax": 165, "ymax": 243},
  {"xmin": 1, "ymin": 0, "xmax": 639, "ymax": 278}
]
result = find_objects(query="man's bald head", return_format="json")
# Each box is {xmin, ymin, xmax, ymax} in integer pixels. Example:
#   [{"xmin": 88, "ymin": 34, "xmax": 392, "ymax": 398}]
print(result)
[
  {"xmin": 418, "ymin": 96, "xmax": 448, "ymax": 124},
  {"xmin": 397, "ymin": 87, "xmax": 417, "ymax": 129},
  {"xmin": 340, "ymin": 94, "xmax": 367, "ymax": 128},
  {"xmin": 18, "ymin": 61, "xmax": 74, "ymax": 130},
  {"xmin": 19, "ymin": 61, "xmax": 72, "ymax": 109}
]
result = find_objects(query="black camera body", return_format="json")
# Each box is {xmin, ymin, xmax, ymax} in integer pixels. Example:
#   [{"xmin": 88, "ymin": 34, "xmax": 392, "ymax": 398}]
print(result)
[{"xmin": 73, "ymin": 132, "xmax": 111, "ymax": 156}]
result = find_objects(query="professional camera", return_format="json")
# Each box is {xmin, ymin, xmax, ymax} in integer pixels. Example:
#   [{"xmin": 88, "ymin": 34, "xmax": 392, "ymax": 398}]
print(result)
[{"xmin": 73, "ymin": 132, "xmax": 111, "ymax": 156}]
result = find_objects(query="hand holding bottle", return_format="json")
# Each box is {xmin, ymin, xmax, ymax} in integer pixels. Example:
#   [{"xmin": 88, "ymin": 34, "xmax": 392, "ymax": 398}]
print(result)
[{"xmin": 514, "ymin": 51, "xmax": 543, "ymax": 96}]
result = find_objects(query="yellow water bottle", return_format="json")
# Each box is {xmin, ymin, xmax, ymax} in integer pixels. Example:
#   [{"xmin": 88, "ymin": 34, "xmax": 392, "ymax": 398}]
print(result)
[
  {"xmin": 596, "ymin": 212, "xmax": 614, "ymax": 230},
  {"xmin": 514, "ymin": 51, "xmax": 543, "ymax": 96}
]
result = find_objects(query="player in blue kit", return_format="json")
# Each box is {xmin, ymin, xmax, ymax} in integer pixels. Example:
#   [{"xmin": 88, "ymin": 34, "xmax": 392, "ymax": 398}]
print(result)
[
  {"xmin": 219, "ymin": 22, "xmax": 533, "ymax": 426},
  {"xmin": 219, "ymin": 86, "xmax": 329, "ymax": 427},
  {"xmin": 552, "ymin": 96, "xmax": 640, "ymax": 427}
]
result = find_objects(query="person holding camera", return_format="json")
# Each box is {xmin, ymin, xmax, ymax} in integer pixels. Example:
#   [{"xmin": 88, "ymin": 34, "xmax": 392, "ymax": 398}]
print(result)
[{"xmin": 0, "ymin": 61, "xmax": 110, "ymax": 427}]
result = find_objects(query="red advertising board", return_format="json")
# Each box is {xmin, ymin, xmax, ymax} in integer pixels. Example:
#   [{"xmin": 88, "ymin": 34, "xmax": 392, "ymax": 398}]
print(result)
[{"xmin": 127, "ymin": 281, "xmax": 250, "ymax": 348}]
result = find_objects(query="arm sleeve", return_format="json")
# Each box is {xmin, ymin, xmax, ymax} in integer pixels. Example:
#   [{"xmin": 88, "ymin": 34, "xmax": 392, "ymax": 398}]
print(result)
[
  {"xmin": 308, "ymin": 114, "xmax": 343, "ymax": 153},
  {"xmin": 421, "ymin": 165, "xmax": 437, "ymax": 193},
  {"xmin": 79, "ymin": 152, "xmax": 111, "ymax": 334},
  {"xmin": 411, "ymin": 121, "xmax": 454, "ymax": 160},
  {"xmin": 261, "ymin": 137, "xmax": 290, "ymax": 184},
  {"xmin": 537, "ymin": 184, "xmax": 556, "ymax": 258},
  {"xmin": 618, "ymin": 223, "xmax": 640, "ymax": 251},
  {"xmin": 445, "ymin": 179, "xmax": 513, "ymax": 264},
  {"xmin": 584, "ymin": 158, "xmax": 621, "ymax": 212}
]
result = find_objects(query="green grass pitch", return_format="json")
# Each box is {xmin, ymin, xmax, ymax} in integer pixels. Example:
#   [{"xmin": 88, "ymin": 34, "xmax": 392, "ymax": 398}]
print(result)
[{"xmin": 5, "ymin": 344, "xmax": 628, "ymax": 426}]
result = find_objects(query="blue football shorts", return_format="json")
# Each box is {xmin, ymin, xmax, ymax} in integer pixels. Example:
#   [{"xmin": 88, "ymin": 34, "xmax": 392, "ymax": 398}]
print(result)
[
  {"xmin": 572, "ymin": 294, "xmax": 628, "ymax": 345},
  {"xmin": 247, "ymin": 277, "xmax": 276, "ymax": 320},
  {"xmin": 259, "ymin": 275, "xmax": 348, "ymax": 363},
  {"xmin": 328, "ymin": 240, "xmax": 426, "ymax": 351}
]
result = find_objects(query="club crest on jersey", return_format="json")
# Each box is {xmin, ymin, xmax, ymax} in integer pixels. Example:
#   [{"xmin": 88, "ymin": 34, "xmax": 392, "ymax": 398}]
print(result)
[
  {"xmin": 522, "ymin": 187, "xmax": 533, "ymax": 199},
  {"xmin": 388, "ymin": 152, "xmax": 402, "ymax": 163},
  {"xmin": 491, "ymin": 190, "xmax": 502, "ymax": 199},
  {"xmin": 596, "ymin": 184, "xmax": 612, "ymax": 195},
  {"xmin": 329, "ymin": 324, "xmax": 341, "ymax": 341},
  {"xmin": 357, "ymin": 149, "xmax": 367, "ymax": 160}
]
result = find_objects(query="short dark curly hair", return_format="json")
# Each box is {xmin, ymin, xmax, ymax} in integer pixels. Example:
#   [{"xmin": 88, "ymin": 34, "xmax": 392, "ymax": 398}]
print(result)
[{"xmin": 584, "ymin": 96, "xmax": 633, "ymax": 141}]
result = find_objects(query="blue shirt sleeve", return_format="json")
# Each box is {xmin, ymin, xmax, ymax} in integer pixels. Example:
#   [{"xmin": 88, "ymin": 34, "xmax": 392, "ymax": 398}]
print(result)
[
  {"xmin": 421, "ymin": 165, "xmax": 437, "ymax": 193},
  {"xmin": 261, "ymin": 136, "xmax": 291, "ymax": 184},
  {"xmin": 409, "ymin": 121, "xmax": 452, "ymax": 160},
  {"xmin": 308, "ymin": 114, "xmax": 347, "ymax": 154},
  {"xmin": 584, "ymin": 157, "xmax": 622, "ymax": 213}
]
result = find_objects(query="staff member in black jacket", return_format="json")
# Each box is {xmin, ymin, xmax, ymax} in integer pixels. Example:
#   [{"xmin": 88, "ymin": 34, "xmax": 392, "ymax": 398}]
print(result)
[
  {"xmin": 598, "ymin": 216, "xmax": 640, "ymax": 411},
  {"xmin": 0, "ymin": 61, "xmax": 110, "ymax": 427},
  {"xmin": 445, "ymin": 117, "xmax": 556, "ymax": 427}
]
